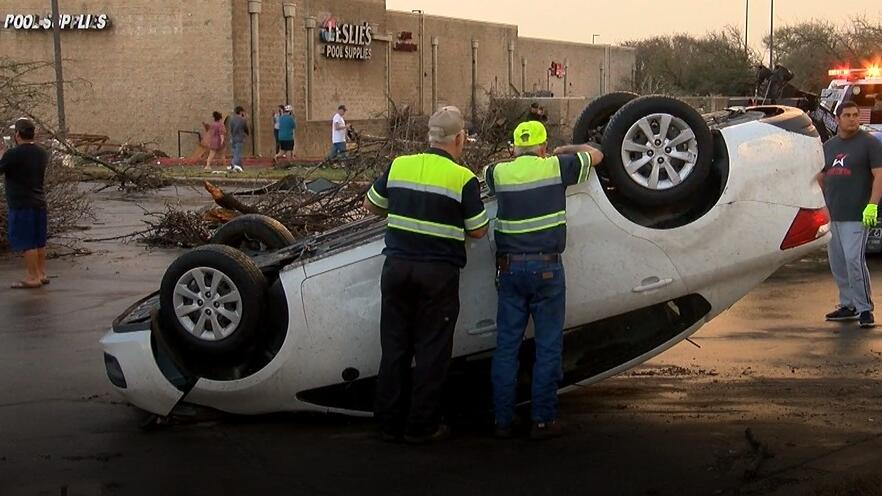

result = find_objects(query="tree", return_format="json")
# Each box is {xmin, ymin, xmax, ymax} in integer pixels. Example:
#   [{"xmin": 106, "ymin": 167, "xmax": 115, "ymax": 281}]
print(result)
[
  {"xmin": 767, "ymin": 16, "xmax": 882, "ymax": 93},
  {"xmin": 626, "ymin": 27, "xmax": 756, "ymax": 96}
]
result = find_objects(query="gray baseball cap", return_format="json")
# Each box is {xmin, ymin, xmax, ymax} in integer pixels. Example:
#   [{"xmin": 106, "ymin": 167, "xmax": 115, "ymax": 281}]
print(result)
[{"xmin": 427, "ymin": 106, "xmax": 464, "ymax": 141}]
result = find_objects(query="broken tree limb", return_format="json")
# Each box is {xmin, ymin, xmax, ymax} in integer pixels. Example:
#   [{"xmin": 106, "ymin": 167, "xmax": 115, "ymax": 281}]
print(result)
[{"xmin": 204, "ymin": 181, "xmax": 260, "ymax": 214}]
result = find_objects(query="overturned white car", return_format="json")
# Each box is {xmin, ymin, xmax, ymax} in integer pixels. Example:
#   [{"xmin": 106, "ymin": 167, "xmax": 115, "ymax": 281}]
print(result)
[{"xmin": 101, "ymin": 95, "xmax": 829, "ymax": 418}]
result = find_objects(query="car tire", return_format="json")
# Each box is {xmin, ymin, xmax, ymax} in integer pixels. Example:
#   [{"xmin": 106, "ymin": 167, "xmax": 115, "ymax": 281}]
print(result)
[
  {"xmin": 602, "ymin": 95, "xmax": 714, "ymax": 207},
  {"xmin": 210, "ymin": 214, "xmax": 295, "ymax": 256},
  {"xmin": 158, "ymin": 244, "xmax": 267, "ymax": 364},
  {"xmin": 572, "ymin": 92, "xmax": 639, "ymax": 144}
]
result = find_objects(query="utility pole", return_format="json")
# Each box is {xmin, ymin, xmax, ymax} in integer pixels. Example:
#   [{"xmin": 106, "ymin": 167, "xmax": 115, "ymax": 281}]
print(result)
[
  {"xmin": 50, "ymin": 0, "xmax": 66, "ymax": 138},
  {"xmin": 769, "ymin": 0, "xmax": 774, "ymax": 68},
  {"xmin": 744, "ymin": 0, "xmax": 749, "ymax": 57}
]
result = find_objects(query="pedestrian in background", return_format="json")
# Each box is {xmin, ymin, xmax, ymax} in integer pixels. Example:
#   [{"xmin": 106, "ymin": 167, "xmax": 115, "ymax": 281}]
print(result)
[
  {"xmin": 204, "ymin": 111, "xmax": 225, "ymax": 172},
  {"xmin": 275, "ymin": 105, "xmax": 296, "ymax": 163},
  {"xmin": 364, "ymin": 106, "xmax": 489, "ymax": 444},
  {"xmin": 272, "ymin": 105, "xmax": 283, "ymax": 155},
  {"xmin": 819, "ymin": 100, "xmax": 882, "ymax": 328},
  {"xmin": 485, "ymin": 120, "xmax": 602, "ymax": 440},
  {"xmin": 227, "ymin": 106, "xmax": 249, "ymax": 173},
  {"xmin": 0, "ymin": 118, "xmax": 50, "ymax": 289},
  {"xmin": 328, "ymin": 104, "xmax": 348, "ymax": 161}
]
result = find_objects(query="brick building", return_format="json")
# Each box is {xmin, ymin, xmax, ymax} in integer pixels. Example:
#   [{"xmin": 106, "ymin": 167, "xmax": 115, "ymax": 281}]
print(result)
[{"xmin": 1, "ymin": 0, "xmax": 636, "ymax": 158}]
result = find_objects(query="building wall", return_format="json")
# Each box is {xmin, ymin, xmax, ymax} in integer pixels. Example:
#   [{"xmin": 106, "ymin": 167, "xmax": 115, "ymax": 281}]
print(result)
[
  {"xmin": 232, "ymin": 0, "xmax": 388, "ymax": 157},
  {"xmin": 1, "ymin": 0, "xmax": 635, "ymax": 159},
  {"xmin": 0, "ymin": 0, "xmax": 234, "ymax": 156},
  {"xmin": 385, "ymin": 12, "xmax": 519, "ymax": 117}
]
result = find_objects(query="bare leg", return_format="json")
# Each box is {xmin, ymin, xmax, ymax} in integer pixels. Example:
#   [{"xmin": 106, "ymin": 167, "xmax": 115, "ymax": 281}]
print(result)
[
  {"xmin": 205, "ymin": 150, "xmax": 216, "ymax": 171},
  {"xmin": 37, "ymin": 247, "xmax": 47, "ymax": 282},
  {"xmin": 21, "ymin": 249, "xmax": 41, "ymax": 285}
]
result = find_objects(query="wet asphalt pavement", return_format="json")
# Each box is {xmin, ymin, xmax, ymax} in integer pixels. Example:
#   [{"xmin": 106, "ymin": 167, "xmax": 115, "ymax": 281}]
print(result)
[{"xmin": 1, "ymin": 186, "xmax": 882, "ymax": 496}]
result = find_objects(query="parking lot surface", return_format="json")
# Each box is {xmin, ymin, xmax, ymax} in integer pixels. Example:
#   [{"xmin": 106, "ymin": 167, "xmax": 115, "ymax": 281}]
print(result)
[{"xmin": 1, "ymin": 188, "xmax": 881, "ymax": 495}]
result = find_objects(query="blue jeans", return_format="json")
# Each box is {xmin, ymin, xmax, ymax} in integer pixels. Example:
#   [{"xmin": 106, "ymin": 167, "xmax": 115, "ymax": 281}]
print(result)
[
  {"xmin": 327, "ymin": 141, "xmax": 347, "ymax": 160},
  {"xmin": 231, "ymin": 141, "xmax": 243, "ymax": 167},
  {"xmin": 491, "ymin": 259, "xmax": 566, "ymax": 425}
]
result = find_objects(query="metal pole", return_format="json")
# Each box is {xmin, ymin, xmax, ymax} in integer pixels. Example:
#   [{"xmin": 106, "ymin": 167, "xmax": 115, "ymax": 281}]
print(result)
[
  {"xmin": 769, "ymin": 0, "xmax": 774, "ymax": 67},
  {"xmin": 592, "ymin": 34, "xmax": 599, "ymax": 44},
  {"xmin": 413, "ymin": 10, "xmax": 425, "ymax": 114},
  {"xmin": 50, "ymin": 0, "xmax": 66, "ymax": 138},
  {"xmin": 305, "ymin": 17, "xmax": 316, "ymax": 121},
  {"xmin": 283, "ymin": 3, "xmax": 296, "ymax": 106},
  {"xmin": 248, "ymin": 0, "xmax": 262, "ymax": 156},
  {"xmin": 471, "ymin": 40, "xmax": 479, "ymax": 125},
  {"xmin": 563, "ymin": 58, "xmax": 569, "ymax": 97},
  {"xmin": 431, "ymin": 37, "xmax": 439, "ymax": 112},
  {"xmin": 744, "ymin": 0, "xmax": 749, "ymax": 56}
]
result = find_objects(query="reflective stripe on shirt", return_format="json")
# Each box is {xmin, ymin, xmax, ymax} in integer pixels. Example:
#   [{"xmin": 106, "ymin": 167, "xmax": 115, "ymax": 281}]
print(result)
[
  {"xmin": 387, "ymin": 214, "xmax": 465, "ymax": 241},
  {"xmin": 494, "ymin": 210, "xmax": 567, "ymax": 234}
]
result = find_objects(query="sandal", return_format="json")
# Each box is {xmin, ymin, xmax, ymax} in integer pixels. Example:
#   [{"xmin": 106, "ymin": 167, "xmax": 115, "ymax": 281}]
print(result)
[
  {"xmin": 41, "ymin": 277, "xmax": 50, "ymax": 285},
  {"xmin": 11, "ymin": 280, "xmax": 42, "ymax": 289}
]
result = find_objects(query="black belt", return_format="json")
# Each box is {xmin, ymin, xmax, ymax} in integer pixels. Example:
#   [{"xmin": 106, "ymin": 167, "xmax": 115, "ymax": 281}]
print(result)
[{"xmin": 497, "ymin": 253, "xmax": 560, "ymax": 262}]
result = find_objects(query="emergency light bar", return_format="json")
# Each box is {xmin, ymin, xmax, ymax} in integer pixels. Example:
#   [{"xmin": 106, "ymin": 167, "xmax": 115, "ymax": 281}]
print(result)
[{"xmin": 828, "ymin": 66, "xmax": 882, "ymax": 79}]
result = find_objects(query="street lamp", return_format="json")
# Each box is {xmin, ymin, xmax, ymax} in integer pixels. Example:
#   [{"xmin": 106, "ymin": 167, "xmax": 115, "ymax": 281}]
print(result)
[{"xmin": 592, "ymin": 34, "xmax": 600, "ymax": 44}]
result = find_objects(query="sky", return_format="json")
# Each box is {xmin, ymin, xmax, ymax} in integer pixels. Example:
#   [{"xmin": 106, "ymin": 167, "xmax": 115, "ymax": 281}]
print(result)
[{"xmin": 386, "ymin": 0, "xmax": 882, "ymax": 53}]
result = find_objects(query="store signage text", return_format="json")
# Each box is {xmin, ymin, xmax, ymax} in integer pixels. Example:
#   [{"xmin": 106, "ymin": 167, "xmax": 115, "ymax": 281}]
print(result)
[
  {"xmin": 3, "ymin": 13, "xmax": 110, "ymax": 31},
  {"xmin": 319, "ymin": 16, "xmax": 372, "ymax": 60},
  {"xmin": 393, "ymin": 31, "xmax": 417, "ymax": 52}
]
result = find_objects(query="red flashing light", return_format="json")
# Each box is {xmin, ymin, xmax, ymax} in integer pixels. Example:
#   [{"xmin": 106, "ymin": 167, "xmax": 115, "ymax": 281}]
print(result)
[{"xmin": 780, "ymin": 208, "xmax": 829, "ymax": 250}]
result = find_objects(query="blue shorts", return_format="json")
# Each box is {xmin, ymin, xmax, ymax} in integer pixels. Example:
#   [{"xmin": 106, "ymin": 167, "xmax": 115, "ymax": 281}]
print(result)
[{"xmin": 7, "ymin": 208, "xmax": 48, "ymax": 252}]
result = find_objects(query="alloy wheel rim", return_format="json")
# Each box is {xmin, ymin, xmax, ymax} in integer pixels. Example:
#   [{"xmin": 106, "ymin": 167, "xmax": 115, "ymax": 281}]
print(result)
[
  {"xmin": 620, "ymin": 113, "xmax": 699, "ymax": 191},
  {"xmin": 172, "ymin": 267, "xmax": 242, "ymax": 341}
]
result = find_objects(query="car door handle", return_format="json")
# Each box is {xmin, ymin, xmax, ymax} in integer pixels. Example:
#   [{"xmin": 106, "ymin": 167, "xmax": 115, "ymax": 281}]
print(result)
[
  {"xmin": 632, "ymin": 277, "xmax": 674, "ymax": 293},
  {"xmin": 467, "ymin": 319, "xmax": 497, "ymax": 336}
]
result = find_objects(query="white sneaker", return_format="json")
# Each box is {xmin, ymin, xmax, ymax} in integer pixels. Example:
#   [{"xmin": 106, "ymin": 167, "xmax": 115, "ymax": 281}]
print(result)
[{"xmin": 232, "ymin": 165, "xmax": 244, "ymax": 173}]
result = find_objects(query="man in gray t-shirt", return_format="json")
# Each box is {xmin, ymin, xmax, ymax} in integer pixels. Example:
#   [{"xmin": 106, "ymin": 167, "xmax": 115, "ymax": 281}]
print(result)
[
  {"xmin": 817, "ymin": 101, "xmax": 882, "ymax": 327},
  {"xmin": 227, "ymin": 106, "xmax": 249, "ymax": 172}
]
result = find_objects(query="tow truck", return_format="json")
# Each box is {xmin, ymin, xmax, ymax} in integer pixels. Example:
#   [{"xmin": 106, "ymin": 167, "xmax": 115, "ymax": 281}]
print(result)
[{"xmin": 821, "ymin": 66, "xmax": 882, "ymax": 252}]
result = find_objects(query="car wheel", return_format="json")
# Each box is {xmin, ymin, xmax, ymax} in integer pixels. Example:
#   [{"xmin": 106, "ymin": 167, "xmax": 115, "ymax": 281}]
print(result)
[
  {"xmin": 158, "ymin": 245, "xmax": 267, "ymax": 364},
  {"xmin": 602, "ymin": 95, "xmax": 713, "ymax": 207},
  {"xmin": 210, "ymin": 214, "xmax": 295, "ymax": 256},
  {"xmin": 572, "ymin": 92, "xmax": 639, "ymax": 144}
]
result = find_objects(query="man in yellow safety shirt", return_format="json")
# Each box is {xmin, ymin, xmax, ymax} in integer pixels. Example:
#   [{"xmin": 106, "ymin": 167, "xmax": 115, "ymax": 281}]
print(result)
[
  {"xmin": 484, "ymin": 121, "xmax": 602, "ymax": 440},
  {"xmin": 364, "ymin": 106, "xmax": 489, "ymax": 443}
]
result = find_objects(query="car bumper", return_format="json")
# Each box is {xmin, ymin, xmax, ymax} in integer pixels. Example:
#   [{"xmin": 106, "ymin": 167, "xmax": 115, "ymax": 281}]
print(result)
[{"xmin": 100, "ymin": 329, "xmax": 184, "ymax": 416}]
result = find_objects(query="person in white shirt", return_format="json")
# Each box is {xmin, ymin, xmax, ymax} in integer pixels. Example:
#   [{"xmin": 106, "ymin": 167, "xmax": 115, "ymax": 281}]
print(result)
[{"xmin": 328, "ymin": 104, "xmax": 348, "ymax": 161}]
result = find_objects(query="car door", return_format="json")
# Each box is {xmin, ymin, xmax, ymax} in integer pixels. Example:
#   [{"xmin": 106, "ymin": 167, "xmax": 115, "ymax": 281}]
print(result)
[{"xmin": 560, "ymin": 189, "xmax": 688, "ymax": 329}]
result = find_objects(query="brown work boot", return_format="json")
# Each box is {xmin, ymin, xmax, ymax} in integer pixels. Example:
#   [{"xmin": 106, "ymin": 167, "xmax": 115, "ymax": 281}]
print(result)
[{"xmin": 530, "ymin": 420, "xmax": 563, "ymax": 440}]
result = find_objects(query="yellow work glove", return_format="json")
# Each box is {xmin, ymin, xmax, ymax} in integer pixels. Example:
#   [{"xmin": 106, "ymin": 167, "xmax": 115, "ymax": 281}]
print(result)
[{"xmin": 863, "ymin": 204, "xmax": 878, "ymax": 228}]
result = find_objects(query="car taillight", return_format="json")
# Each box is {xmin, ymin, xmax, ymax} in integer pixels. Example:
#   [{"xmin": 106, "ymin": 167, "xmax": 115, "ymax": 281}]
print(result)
[{"xmin": 780, "ymin": 208, "xmax": 829, "ymax": 250}]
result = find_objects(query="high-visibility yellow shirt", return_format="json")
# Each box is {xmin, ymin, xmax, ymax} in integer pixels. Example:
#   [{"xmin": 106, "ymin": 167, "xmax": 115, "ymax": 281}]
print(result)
[
  {"xmin": 368, "ymin": 148, "xmax": 488, "ymax": 267},
  {"xmin": 484, "ymin": 152, "xmax": 591, "ymax": 255}
]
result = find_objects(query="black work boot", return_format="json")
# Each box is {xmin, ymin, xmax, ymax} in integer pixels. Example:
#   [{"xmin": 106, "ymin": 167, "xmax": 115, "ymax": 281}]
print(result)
[
  {"xmin": 826, "ymin": 306, "xmax": 858, "ymax": 321},
  {"xmin": 493, "ymin": 423, "xmax": 514, "ymax": 439}
]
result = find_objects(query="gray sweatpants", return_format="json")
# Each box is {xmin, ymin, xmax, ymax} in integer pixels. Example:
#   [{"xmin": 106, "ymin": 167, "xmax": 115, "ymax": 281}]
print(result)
[{"xmin": 828, "ymin": 221, "xmax": 874, "ymax": 313}]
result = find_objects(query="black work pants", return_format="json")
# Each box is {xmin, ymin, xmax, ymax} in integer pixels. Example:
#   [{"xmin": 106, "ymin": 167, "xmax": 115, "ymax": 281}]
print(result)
[{"xmin": 375, "ymin": 257, "xmax": 460, "ymax": 437}]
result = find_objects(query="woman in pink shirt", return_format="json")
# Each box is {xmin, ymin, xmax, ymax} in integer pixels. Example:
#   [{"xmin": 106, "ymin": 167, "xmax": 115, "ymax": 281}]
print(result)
[{"xmin": 205, "ymin": 111, "xmax": 225, "ymax": 171}]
